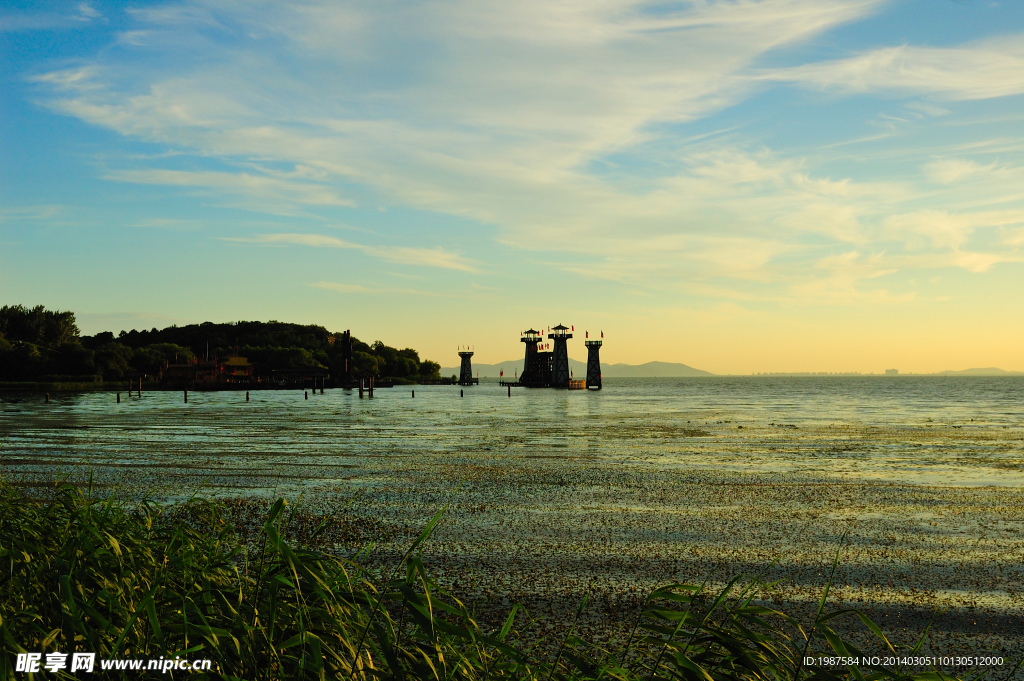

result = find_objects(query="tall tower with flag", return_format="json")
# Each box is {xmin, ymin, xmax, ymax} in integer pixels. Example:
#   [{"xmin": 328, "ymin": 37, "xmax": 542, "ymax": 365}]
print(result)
[
  {"xmin": 548, "ymin": 324, "xmax": 572, "ymax": 388},
  {"xmin": 585, "ymin": 330, "xmax": 603, "ymax": 390}
]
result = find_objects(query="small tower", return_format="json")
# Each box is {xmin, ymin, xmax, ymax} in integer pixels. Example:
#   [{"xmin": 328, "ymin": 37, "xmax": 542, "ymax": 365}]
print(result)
[
  {"xmin": 585, "ymin": 338, "xmax": 602, "ymax": 390},
  {"xmin": 339, "ymin": 330, "xmax": 353, "ymax": 384},
  {"xmin": 548, "ymin": 324, "xmax": 572, "ymax": 388},
  {"xmin": 458, "ymin": 349, "xmax": 476, "ymax": 385}
]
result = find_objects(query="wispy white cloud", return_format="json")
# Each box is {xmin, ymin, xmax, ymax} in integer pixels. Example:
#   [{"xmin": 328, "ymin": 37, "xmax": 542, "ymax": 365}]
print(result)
[
  {"xmin": 131, "ymin": 217, "xmax": 203, "ymax": 231},
  {"xmin": 922, "ymin": 158, "xmax": 1024, "ymax": 189},
  {"xmin": 224, "ymin": 233, "xmax": 478, "ymax": 272},
  {"xmin": 924, "ymin": 159, "xmax": 995, "ymax": 184},
  {"xmin": 31, "ymin": 67, "xmax": 102, "ymax": 90},
  {"xmin": 225, "ymin": 233, "xmax": 359, "ymax": 249},
  {"xmin": 364, "ymin": 246, "xmax": 477, "ymax": 272},
  {"xmin": 884, "ymin": 209, "xmax": 1024, "ymax": 252},
  {"xmin": 1, "ymin": 3, "xmax": 102, "ymax": 31},
  {"xmin": 77, "ymin": 3, "xmax": 101, "ymax": 20},
  {"xmin": 307, "ymin": 281, "xmax": 477, "ymax": 298},
  {"xmin": 904, "ymin": 101, "xmax": 950, "ymax": 118},
  {"xmin": 782, "ymin": 250, "xmax": 912, "ymax": 304},
  {"xmin": 768, "ymin": 36, "xmax": 1024, "ymax": 100},
  {"xmin": 104, "ymin": 168, "xmax": 354, "ymax": 210},
  {"xmin": 0, "ymin": 205, "xmax": 64, "ymax": 222},
  {"xmin": 308, "ymin": 282, "xmax": 368, "ymax": 293}
]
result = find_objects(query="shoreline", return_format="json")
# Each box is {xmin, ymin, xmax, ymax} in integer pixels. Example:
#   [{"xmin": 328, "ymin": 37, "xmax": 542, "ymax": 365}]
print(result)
[{"xmin": 5, "ymin": 372, "xmax": 1024, "ymax": 392}]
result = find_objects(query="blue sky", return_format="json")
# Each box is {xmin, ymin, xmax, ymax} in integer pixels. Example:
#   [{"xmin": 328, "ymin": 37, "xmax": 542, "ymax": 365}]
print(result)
[{"xmin": 2, "ymin": 0, "xmax": 1023, "ymax": 373}]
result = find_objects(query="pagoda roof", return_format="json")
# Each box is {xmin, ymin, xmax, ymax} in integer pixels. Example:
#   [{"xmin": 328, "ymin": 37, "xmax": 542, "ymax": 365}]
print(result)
[{"xmin": 552, "ymin": 324, "xmax": 569, "ymax": 330}]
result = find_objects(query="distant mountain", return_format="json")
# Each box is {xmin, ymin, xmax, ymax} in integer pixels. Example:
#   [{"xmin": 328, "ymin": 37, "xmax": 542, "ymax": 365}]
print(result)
[
  {"xmin": 440, "ymin": 358, "xmax": 714, "ymax": 378},
  {"xmin": 602, "ymin": 361, "xmax": 714, "ymax": 377},
  {"xmin": 932, "ymin": 367, "xmax": 1024, "ymax": 376}
]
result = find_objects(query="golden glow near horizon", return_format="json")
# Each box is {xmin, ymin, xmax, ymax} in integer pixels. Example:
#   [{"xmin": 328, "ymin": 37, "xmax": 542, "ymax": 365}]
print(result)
[{"xmin": 3, "ymin": 1, "xmax": 1024, "ymax": 374}]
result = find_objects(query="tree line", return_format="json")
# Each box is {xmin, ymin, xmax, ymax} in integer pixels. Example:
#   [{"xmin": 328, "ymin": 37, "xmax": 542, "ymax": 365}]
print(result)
[{"xmin": 0, "ymin": 305, "xmax": 442, "ymax": 383}]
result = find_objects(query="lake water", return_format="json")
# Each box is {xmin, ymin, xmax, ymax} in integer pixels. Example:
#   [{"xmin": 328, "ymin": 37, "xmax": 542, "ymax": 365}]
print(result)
[
  {"xmin": 3, "ymin": 376, "xmax": 1023, "ymax": 492},
  {"xmin": 2, "ymin": 377, "xmax": 1023, "ymax": 665}
]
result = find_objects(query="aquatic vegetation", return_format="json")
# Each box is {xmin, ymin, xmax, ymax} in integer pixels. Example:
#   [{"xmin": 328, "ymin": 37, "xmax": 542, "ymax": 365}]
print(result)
[{"xmin": 0, "ymin": 481, "xmax": 1006, "ymax": 680}]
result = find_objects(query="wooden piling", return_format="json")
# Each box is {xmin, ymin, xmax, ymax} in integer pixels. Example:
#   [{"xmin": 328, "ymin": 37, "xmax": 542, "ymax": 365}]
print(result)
[
  {"xmin": 305, "ymin": 390, "xmax": 309, "ymax": 400},
  {"xmin": 117, "ymin": 392, "xmax": 121, "ymax": 404},
  {"xmin": 369, "ymin": 376, "xmax": 374, "ymax": 397},
  {"xmin": 359, "ymin": 379, "xmax": 364, "ymax": 398},
  {"xmin": 412, "ymin": 390, "xmax": 415, "ymax": 398},
  {"xmin": 246, "ymin": 391, "xmax": 250, "ymax": 402},
  {"xmin": 508, "ymin": 385, "xmax": 511, "ymax": 397},
  {"xmin": 45, "ymin": 393, "xmax": 49, "ymax": 404},
  {"xmin": 184, "ymin": 389, "xmax": 188, "ymax": 403},
  {"xmin": 460, "ymin": 389, "xmax": 464, "ymax": 397}
]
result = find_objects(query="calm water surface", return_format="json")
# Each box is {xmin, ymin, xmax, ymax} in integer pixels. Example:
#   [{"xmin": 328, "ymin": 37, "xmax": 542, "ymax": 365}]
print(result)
[
  {"xmin": 2, "ymin": 376, "xmax": 1022, "ymax": 492},
  {"xmin": 4, "ymin": 377, "xmax": 1024, "ymax": 663}
]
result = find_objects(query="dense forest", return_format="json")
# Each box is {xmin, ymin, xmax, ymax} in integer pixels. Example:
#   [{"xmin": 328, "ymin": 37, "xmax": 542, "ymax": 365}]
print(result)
[{"xmin": 0, "ymin": 305, "xmax": 442, "ymax": 383}]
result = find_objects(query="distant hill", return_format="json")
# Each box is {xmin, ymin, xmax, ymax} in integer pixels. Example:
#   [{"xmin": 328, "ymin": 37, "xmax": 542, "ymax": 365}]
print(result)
[
  {"xmin": 932, "ymin": 367, "xmax": 1024, "ymax": 376},
  {"xmin": 440, "ymin": 361, "xmax": 1024, "ymax": 378},
  {"xmin": 603, "ymin": 361, "xmax": 714, "ymax": 377},
  {"xmin": 440, "ymin": 358, "xmax": 714, "ymax": 378}
]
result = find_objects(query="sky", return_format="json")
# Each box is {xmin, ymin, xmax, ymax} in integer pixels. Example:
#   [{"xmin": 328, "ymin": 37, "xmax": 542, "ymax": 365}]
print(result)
[{"xmin": 2, "ymin": 0, "xmax": 1024, "ymax": 374}]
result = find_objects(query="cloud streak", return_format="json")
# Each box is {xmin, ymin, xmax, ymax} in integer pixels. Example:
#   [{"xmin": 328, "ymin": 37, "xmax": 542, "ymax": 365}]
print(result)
[
  {"xmin": 105, "ymin": 168, "xmax": 354, "ymax": 208},
  {"xmin": 1, "ymin": 3, "xmax": 102, "ymax": 32},
  {"xmin": 225, "ymin": 233, "xmax": 479, "ymax": 272},
  {"xmin": 308, "ymin": 282, "xmax": 368, "ymax": 293},
  {"xmin": 767, "ymin": 36, "xmax": 1024, "ymax": 100}
]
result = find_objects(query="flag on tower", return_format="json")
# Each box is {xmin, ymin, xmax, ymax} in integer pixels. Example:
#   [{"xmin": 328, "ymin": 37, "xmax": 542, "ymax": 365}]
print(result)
[
  {"xmin": 571, "ymin": 325, "xmax": 574, "ymax": 331},
  {"xmin": 601, "ymin": 330, "xmax": 604, "ymax": 338},
  {"xmin": 586, "ymin": 331, "xmax": 589, "ymax": 338},
  {"xmin": 500, "ymin": 370, "xmax": 504, "ymax": 377}
]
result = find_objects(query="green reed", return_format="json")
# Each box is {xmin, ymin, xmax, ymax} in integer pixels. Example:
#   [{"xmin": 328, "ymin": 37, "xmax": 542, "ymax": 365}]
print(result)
[{"xmin": 0, "ymin": 481, "xmax": 1000, "ymax": 681}]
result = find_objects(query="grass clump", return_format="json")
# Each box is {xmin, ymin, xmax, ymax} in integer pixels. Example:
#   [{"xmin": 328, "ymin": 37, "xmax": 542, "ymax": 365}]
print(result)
[{"xmin": 0, "ymin": 481, "xmax": 997, "ymax": 680}]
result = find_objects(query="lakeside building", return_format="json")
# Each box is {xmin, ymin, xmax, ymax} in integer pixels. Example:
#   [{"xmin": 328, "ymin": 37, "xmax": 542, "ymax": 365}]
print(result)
[
  {"xmin": 161, "ymin": 356, "xmax": 254, "ymax": 387},
  {"xmin": 223, "ymin": 356, "xmax": 254, "ymax": 380},
  {"xmin": 161, "ymin": 355, "xmax": 337, "ymax": 389}
]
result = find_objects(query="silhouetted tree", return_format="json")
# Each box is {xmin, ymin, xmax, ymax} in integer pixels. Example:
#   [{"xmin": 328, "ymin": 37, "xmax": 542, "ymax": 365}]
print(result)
[
  {"xmin": 1, "ymin": 308, "xmax": 442, "ymax": 383},
  {"xmin": 0, "ymin": 305, "xmax": 79, "ymax": 348}
]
